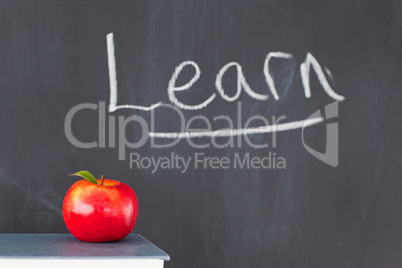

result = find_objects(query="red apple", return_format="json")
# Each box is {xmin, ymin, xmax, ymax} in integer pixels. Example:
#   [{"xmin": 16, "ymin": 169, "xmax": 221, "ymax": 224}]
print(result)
[{"xmin": 63, "ymin": 171, "xmax": 138, "ymax": 242}]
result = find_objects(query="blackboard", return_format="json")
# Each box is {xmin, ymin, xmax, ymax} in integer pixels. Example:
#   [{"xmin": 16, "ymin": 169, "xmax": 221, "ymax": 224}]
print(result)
[{"xmin": 1, "ymin": 0, "xmax": 402, "ymax": 267}]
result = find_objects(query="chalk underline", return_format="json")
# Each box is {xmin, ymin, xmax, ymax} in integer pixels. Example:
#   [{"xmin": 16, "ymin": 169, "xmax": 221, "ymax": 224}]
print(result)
[{"xmin": 148, "ymin": 117, "xmax": 323, "ymax": 139}]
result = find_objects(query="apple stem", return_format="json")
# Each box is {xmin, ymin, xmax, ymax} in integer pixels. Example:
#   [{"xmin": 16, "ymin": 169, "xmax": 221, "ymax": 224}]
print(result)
[{"xmin": 100, "ymin": 175, "xmax": 105, "ymax": 186}]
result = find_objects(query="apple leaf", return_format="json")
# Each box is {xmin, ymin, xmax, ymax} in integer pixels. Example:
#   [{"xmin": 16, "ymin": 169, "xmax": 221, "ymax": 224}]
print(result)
[{"xmin": 69, "ymin": 170, "xmax": 98, "ymax": 184}]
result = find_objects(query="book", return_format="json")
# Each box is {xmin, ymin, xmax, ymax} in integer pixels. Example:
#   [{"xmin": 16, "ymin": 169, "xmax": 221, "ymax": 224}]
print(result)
[{"xmin": 0, "ymin": 233, "xmax": 170, "ymax": 268}]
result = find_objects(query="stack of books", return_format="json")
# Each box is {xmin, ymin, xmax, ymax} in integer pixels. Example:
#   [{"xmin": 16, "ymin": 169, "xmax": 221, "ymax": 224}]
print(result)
[{"xmin": 0, "ymin": 233, "xmax": 170, "ymax": 268}]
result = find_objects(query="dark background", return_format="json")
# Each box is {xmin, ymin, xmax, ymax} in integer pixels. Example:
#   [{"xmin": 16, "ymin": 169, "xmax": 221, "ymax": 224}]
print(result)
[{"xmin": 1, "ymin": 0, "xmax": 402, "ymax": 267}]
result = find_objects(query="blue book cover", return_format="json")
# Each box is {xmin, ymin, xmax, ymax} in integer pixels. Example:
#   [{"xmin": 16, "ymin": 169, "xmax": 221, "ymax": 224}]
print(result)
[{"xmin": 0, "ymin": 234, "xmax": 169, "ymax": 268}]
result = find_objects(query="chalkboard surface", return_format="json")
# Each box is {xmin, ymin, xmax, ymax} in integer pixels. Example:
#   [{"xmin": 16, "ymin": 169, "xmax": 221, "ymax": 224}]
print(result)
[{"xmin": 1, "ymin": 0, "xmax": 401, "ymax": 267}]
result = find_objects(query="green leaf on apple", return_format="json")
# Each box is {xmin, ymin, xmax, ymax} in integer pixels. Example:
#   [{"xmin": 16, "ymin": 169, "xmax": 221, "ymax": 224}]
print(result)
[{"xmin": 69, "ymin": 170, "xmax": 98, "ymax": 184}]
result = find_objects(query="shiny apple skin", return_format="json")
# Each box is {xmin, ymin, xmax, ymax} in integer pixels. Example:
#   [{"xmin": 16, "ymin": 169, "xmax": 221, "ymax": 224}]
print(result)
[{"xmin": 63, "ymin": 179, "xmax": 138, "ymax": 243}]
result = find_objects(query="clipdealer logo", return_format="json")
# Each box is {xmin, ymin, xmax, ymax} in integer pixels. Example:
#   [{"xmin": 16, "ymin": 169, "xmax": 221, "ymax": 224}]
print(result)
[
  {"xmin": 302, "ymin": 101, "xmax": 339, "ymax": 167},
  {"xmin": 64, "ymin": 101, "xmax": 288, "ymax": 160},
  {"xmin": 64, "ymin": 100, "xmax": 340, "ymax": 171}
]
